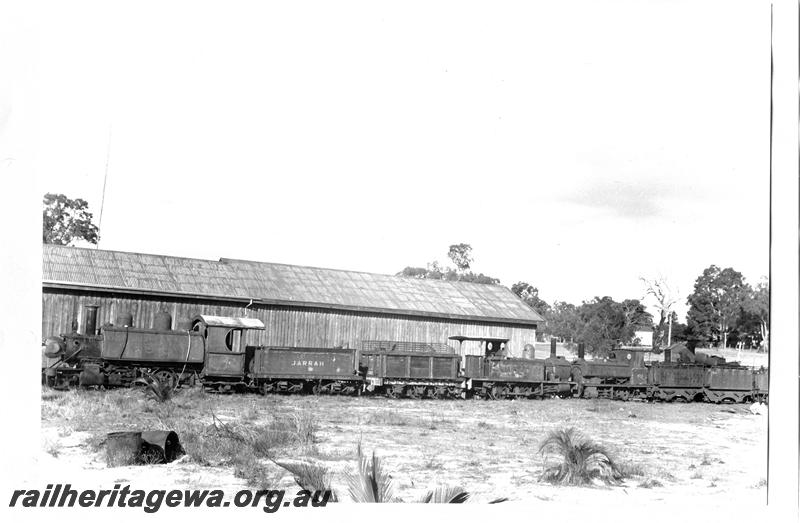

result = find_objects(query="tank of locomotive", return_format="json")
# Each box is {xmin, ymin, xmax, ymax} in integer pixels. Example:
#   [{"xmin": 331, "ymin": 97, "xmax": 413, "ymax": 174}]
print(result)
[
  {"xmin": 463, "ymin": 342, "xmax": 572, "ymax": 399},
  {"xmin": 102, "ymin": 324, "xmax": 206, "ymax": 366},
  {"xmin": 572, "ymin": 348, "xmax": 648, "ymax": 379},
  {"xmin": 464, "ymin": 355, "xmax": 545, "ymax": 381},
  {"xmin": 570, "ymin": 345, "xmax": 651, "ymax": 400}
]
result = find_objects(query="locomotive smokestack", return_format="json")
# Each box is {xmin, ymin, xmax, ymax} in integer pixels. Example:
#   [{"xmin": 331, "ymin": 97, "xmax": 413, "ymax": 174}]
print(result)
[
  {"xmin": 664, "ymin": 348, "xmax": 671, "ymax": 363},
  {"xmin": 80, "ymin": 305, "xmax": 99, "ymax": 335},
  {"xmin": 550, "ymin": 338, "xmax": 557, "ymax": 358},
  {"xmin": 578, "ymin": 343, "xmax": 585, "ymax": 360}
]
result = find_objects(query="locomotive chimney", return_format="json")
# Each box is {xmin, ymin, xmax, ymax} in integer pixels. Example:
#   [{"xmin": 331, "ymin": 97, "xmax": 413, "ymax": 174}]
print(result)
[
  {"xmin": 80, "ymin": 305, "xmax": 99, "ymax": 335},
  {"xmin": 664, "ymin": 348, "xmax": 671, "ymax": 363},
  {"xmin": 550, "ymin": 338, "xmax": 557, "ymax": 358},
  {"xmin": 578, "ymin": 343, "xmax": 585, "ymax": 360}
]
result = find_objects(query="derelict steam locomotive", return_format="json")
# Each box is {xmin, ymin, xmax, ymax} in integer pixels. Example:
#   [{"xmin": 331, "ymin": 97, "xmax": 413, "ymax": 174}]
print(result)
[{"xmin": 42, "ymin": 304, "xmax": 768, "ymax": 403}]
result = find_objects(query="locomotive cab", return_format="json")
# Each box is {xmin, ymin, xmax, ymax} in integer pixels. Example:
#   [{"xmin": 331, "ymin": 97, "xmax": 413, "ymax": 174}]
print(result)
[{"xmin": 191, "ymin": 315, "xmax": 265, "ymax": 385}]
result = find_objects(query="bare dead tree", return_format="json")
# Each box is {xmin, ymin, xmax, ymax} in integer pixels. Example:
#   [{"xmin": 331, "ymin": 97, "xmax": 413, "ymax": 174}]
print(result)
[{"xmin": 640, "ymin": 275, "xmax": 679, "ymax": 347}]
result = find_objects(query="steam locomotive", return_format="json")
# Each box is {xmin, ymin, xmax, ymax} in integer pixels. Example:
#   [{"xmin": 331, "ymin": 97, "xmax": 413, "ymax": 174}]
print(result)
[
  {"xmin": 42, "ymin": 305, "xmax": 363, "ymax": 394},
  {"xmin": 42, "ymin": 305, "xmax": 768, "ymax": 403}
]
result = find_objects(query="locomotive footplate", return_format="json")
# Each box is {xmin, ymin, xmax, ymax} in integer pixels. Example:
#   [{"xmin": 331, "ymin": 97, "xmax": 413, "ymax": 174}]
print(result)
[
  {"xmin": 585, "ymin": 384, "xmax": 649, "ymax": 401},
  {"xmin": 471, "ymin": 381, "xmax": 574, "ymax": 400}
]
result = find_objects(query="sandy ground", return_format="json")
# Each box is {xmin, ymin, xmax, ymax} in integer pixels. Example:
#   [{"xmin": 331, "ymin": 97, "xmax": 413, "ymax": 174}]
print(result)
[{"xmin": 34, "ymin": 387, "xmax": 768, "ymax": 506}]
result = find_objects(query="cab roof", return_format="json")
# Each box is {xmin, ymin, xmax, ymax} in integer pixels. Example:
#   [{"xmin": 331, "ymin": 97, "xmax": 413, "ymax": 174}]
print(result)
[{"xmin": 192, "ymin": 315, "xmax": 265, "ymax": 330}]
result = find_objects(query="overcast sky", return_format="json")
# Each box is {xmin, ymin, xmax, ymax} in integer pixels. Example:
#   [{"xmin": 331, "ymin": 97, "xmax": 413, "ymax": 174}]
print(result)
[{"xmin": 30, "ymin": 0, "xmax": 770, "ymax": 319}]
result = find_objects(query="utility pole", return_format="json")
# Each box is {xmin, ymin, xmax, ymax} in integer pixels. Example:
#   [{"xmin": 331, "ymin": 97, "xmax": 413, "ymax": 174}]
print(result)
[{"xmin": 97, "ymin": 124, "xmax": 112, "ymax": 248}]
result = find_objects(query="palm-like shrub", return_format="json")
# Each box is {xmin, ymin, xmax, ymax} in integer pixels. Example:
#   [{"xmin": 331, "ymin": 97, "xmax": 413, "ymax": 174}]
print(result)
[
  {"xmin": 345, "ymin": 444, "xmax": 394, "ymax": 502},
  {"xmin": 418, "ymin": 485, "xmax": 470, "ymax": 503},
  {"xmin": 134, "ymin": 373, "xmax": 174, "ymax": 403},
  {"xmin": 538, "ymin": 427, "xmax": 622, "ymax": 485}
]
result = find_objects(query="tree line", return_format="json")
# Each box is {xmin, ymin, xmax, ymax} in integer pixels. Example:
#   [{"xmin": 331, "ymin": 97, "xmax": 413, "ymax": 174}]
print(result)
[{"xmin": 398, "ymin": 242, "xmax": 769, "ymax": 354}]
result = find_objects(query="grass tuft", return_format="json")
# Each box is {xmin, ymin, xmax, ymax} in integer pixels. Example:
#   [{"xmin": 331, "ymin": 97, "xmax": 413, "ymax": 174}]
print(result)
[
  {"xmin": 638, "ymin": 478, "xmax": 663, "ymax": 489},
  {"xmin": 275, "ymin": 461, "xmax": 338, "ymax": 501},
  {"xmin": 44, "ymin": 440, "xmax": 61, "ymax": 458}
]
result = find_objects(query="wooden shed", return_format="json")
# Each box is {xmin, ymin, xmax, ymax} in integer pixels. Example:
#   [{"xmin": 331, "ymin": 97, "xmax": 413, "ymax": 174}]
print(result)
[{"xmin": 42, "ymin": 245, "xmax": 543, "ymax": 357}]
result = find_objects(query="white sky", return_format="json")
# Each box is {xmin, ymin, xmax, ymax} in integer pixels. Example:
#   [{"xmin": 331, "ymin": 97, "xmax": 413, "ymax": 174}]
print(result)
[{"xmin": 30, "ymin": 0, "xmax": 770, "ymax": 320}]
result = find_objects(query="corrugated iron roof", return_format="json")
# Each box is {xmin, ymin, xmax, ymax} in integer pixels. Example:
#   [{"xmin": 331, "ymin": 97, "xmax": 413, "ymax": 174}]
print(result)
[{"xmin": 42, "ymin": 244, "xmax": 543, "ymax": 325}]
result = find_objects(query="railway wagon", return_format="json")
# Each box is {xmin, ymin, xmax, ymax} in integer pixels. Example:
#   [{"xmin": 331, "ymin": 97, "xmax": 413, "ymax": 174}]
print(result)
[
  {"xmin": 251, "ymin": 347, "xmax": 364, "ymax": 395},
  {"xmin": 359, "ymin": 341, "xmax": 461, "ymax": 399}
]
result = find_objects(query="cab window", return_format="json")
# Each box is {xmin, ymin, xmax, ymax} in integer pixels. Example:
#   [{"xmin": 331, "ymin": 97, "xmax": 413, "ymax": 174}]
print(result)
[{"xmin": 225, "ymin": 329, "xmax": 242, "ymax": 352}]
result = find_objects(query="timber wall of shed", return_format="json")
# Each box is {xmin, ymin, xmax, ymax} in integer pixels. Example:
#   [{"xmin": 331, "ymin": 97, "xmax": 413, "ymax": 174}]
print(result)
[{"xmin": 42, "ymin": 289, "xmax": 537, "ymax": 357}]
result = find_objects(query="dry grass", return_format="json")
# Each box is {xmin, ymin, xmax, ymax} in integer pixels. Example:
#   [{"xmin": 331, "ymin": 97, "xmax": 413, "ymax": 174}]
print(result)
[
  {"xmin": 275, "ymin": 461, "xmax": 337, "ymax": 501},
  {"xmin": 40, "ymin": 387, "xmax": 768, "ymax": 503}
]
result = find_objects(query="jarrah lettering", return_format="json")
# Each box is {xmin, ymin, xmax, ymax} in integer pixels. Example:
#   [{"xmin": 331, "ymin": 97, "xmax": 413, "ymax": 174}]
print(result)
[{"xmin": 289, "ymin": 360, "xmax": 325, "ymax": 367}]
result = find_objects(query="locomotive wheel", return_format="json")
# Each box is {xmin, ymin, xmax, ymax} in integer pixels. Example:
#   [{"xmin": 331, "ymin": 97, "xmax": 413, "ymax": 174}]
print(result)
[
  {"xmin": 154, "ymin": 370, "xmax": 177, "ymax": 389},
  {"xmin": 407, "ymin": 386, "xmax": 424, "ymax": 399},
  {"xmin": 491, "ymin": 386, "xmax": 508, "ymax": 400}
]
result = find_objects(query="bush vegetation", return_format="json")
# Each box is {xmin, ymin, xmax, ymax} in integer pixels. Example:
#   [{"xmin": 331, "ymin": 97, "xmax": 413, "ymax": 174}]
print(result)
[{"xmin": 538, "ymin": 427, "xmax": 624, "ymax": 486}]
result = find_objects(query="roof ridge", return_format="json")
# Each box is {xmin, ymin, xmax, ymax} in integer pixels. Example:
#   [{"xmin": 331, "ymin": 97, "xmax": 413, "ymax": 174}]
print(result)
[
  {"xmin": 43, "ymin": 244, "xmax": 506, "ymax": 290},
  {"xmin": 42, "ymin": 244, "xmax": 543, "ymax": 323}
]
